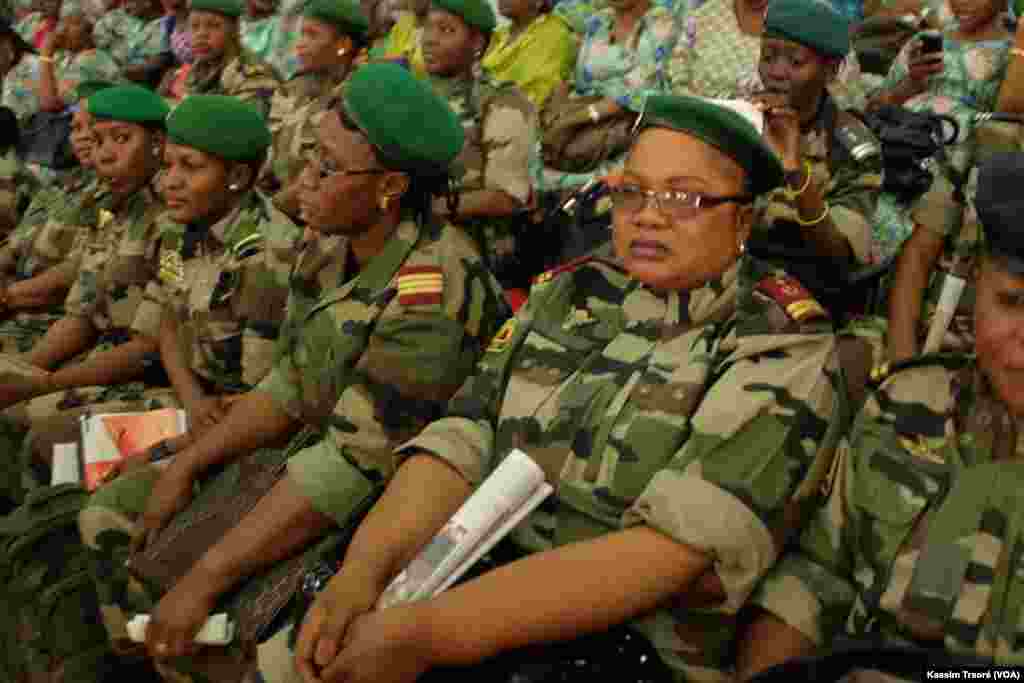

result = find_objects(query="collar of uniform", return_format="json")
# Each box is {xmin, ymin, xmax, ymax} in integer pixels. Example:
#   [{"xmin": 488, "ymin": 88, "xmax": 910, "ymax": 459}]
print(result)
[
  {"xmin": 618, "ymin": 256, "xmax": 740, "ymax": 331},
  {"xmin": 207, "ymin": 199, "xmax": 246, "ymax": 246},
  {"xmin": 335, "ymin": 214, "xmax": 421, "ymax": 289},
  {"xmin": 803, "ymin": 92, "xmax": 837, "ymax": 137}
]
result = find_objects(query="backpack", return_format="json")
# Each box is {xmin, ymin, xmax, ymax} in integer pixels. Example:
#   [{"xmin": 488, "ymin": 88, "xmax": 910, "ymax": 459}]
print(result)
[{"xmin": 0, "ymin": 483, "xmax": 113, "ymax": 683}]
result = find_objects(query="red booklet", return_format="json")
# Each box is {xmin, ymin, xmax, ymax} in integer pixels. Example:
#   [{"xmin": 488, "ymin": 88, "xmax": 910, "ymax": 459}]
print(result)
[{"xmin": 82, "ymin": 408, "xmax": 188, "ymax": 491}]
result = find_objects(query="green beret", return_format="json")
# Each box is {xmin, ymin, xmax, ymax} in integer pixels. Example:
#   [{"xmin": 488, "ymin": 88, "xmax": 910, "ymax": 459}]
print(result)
[
  {"xmin": 166, "ymin": 95, "xmax": 271, "ymax": 162},
  {"xmin": 343, "ymin": 62, "xmax": 464, "ymax": 176},
  {"xmin": 764, "ymin": 0, "xmax": 851, "ymax": 58},
  {"xmin": 640, "ymin": 95, "xmax": 784, "ymax": 196},
  {"xmin": 87, "ymin": 84, "xmax": 171, "ymax": 125},
  {"xmin": 69, "ymin": 79, "xmax": 117, "ymax": 103},
  {"xmin": 303, "ymin": 0, "xmax": 369, "ymax": 39},
  {"xmin": 431, "ymin": 0, "xmax": 496, "ymax": 33},
  {"xmin": 190, "ymin": 0, "xmax": 243, "ymax": 18}
]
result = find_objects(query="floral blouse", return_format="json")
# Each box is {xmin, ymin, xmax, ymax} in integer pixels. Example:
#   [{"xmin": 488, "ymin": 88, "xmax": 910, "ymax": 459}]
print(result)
[{"xmin": 3, "ymin": 48, "xmax": 119, "ymax": 121}]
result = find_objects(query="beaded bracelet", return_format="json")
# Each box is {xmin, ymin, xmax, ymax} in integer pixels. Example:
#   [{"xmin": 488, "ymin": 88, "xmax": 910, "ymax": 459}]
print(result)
[{"xmin": 796, "ymin": 202, "xmax": 830, "ymax": 227}]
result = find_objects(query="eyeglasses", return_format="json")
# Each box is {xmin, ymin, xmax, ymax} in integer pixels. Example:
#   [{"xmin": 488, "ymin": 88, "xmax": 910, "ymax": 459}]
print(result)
[
  {"xmin": 608, "ymin": 184, "xmax": 752, "ymax": 219},
  {"xmin": 312, "ymin": 150, "xmax": 388, "ymax": 181}
]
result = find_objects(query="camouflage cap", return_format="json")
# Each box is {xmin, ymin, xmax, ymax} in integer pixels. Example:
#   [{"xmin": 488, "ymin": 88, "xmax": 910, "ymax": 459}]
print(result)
[
  {"xmin": 976, "ymin": 152, "xmax": 1024, "ymax": 275},
  {"xmin": 764, "ymin": 0, "xmax": 851, "ymax": 58},
  {"xmin": 303, "ymin": 0, "xmax": 370, "ymax": 39},
  {"xmin": 342, "ymin": 62, "xmax": 464, "ymax": 176},
  {"xmin": 431, "ymin": 0, "xmax": 496, "ymax": 33},
  {"xmin": 639, "ymin": 95, "xmax": 785, "ymax": 196},
  {"xmin": 166, "ymin": 95, "xmax": 271, "ymax": 161},
  {"xmin": 190, "ymin": 0, "xmax": 244, "ymax": 18},
  {"xmin": 88, "ymin": 84, "xmax": 171, "ymax": 125}
]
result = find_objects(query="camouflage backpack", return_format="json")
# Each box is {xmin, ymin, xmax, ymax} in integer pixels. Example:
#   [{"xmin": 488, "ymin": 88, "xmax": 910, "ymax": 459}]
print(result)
[{"xmin": 0, "ymin": 483, "xmax": 113, "ymax": 683}]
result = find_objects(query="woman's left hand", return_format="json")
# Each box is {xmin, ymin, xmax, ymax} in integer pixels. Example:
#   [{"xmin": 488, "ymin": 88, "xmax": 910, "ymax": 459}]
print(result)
[
  {"xmin": 145, "ymin": 569, "xmax": 221, "ymax": 659},
  {"xmin": 316, "ymin": 606, "xmax": 434, "ymax": 683}
]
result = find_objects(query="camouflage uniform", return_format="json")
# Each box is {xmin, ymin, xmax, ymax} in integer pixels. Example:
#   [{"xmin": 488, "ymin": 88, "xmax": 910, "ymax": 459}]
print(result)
[
  {"xmin": 20, "ymin": 191, "xmax": 302, "ymax": 469},
  {"xmin": 0, "ymin": 166, "xmax": 98, "ymax": 355},
  {"xmin": 0, "ymin": 185, "xmax": 164, "ymax": 496},
  {"xmin": 754, "ymin": 95, "xmax": 884, "ymax": 267},
  {"xmin": 0, "ymin": 147, "xmax": 38, "ymax": 239},
  {"xmin": 262, "ymin": 69, "xmax": 348, "ymax": 194},
  {"xmin": 401, "ymin": 248, "xmax": 844, "ymax": 682},
  {"xmin": 429, "ymin": 73, "xmax": 538, "ymax": 279},
  {"xmin": 79, "ymin": 217, "xmax": 510, "ymax": 683},
  {"xmin": 179, "ymin": 50, "xmax": 282, "ymax": 118},
  {"xmin": 753, "ymin": 353, "xmax": 1024, "ymax": 664}
]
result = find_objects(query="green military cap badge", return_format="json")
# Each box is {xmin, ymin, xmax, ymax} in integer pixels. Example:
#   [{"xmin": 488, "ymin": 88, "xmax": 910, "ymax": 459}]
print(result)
[
  {"xmin": 342, "ymin": 63, "xmax": 464, "ymax": 176},
  {"xmin": 303, "ymin": 0, "xmax": 370, "ymax": 39},
  {"xmin": 431, "ymin": 0, "xmax": 497, "ymax": 33},
  {"xmin": 639, "ymin": 95, "xmax": 785, "ymax": 197},
  {"xmin": 190, "ymin": 0, "xmax": 244, "ymax": 18},
  {"xmin": 87, "ymin": 84, "xmax": 171, "ymax": 125},
  {"xmin": 764, "ymin": 0, "xmax": 852, "ymax": 58},
  {"xmin": 166, "ymin": 95, "xmax": 271, "ymax": 162},
  {"xmin": 486, "ymin": 318, "xmax": 516, "ymax": 353}
]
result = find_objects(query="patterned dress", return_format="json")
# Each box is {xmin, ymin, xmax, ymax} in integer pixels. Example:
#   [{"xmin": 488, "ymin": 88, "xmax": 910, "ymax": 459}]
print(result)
[
  {"xmin": 544, "ymin": 3, "xmax": 679, "ymax": 192},
  {"xmin": 871, "ymin": 32, "xmax": 1010, "ymax": 262},
  {"xmin": 240, "ymin": 13, "xmax": 299, "ymax": 82},
  {"xmin": 2, "ymin": 48, "xmax": 119, "ymax": 121}
]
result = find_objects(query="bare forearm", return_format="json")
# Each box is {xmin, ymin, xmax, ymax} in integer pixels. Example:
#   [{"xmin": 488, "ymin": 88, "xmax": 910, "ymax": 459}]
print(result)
[
  {"xmin": 38, "ymin": 58, "xmax": 64, "ymax": 112},
  {"xmin": 795, "ymin": 181, "xmax": 853, "ymax": 267},
  {"xmin": 159, "ymin": 313, "xmax": 203, "ymax": 405},
  {"xmin": 44, "ymin": 333, "xmax": 157, "ymax": 389},
  {"xmin": 6, "ymin": 265, "xmax": 75, "ymax": 310},
  {"xmin": 868, "ymin": 79, "xmax": 918, "ymax": 110},
  {"xmin": 451, "ymin": 189, "xmax": 522, "ymax": 220},
  {"xmin": 180, "ymin": 390, "xmax": 299, "ymax": 477},
  {"xmin": 996, "ymin": 44, "xmax": 1024, "ymax": 114},
  {"xmin": 887, "ymin": 224, "xmax": 943, "ymax": 362},
  {"xmin": 24, "ymin": 315, "xmax": 96, "ymax": 369},
  {"xmin": 342, "ymin": 453, "xmax": 472, "ymax": 591},
  {"xmin": 735, "ymin": 609, "xmax": 816, "ymax": 680},
  {"xmin": 419, "ymin": 526, "xmax": 712, "ymax": 666},
  {"xmin": 195, "ymin": 476, "xmax": 333, "ymax": 596}
]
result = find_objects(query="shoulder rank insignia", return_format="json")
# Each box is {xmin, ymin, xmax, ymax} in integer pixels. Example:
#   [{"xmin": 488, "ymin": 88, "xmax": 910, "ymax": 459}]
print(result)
[
  {"xmin": 396, "ymin": 265, "xmax": 444, "ymax": 306},
  {"xmin": 232, "ymin": 232, "xmax": 264, "ymax": 260},
  {"xmin": 869, "ymin": 361, "xmax": 890, "ymax": 384},
  {"xmin": 98, "ymin": 209, "xmax": 114, "ymax": 230},
  {"xmin": 486, "ymin": 318, "xmax": 516, "ymax": 353},
  {"xmin": 159, "ymin": 248, "xmax": 185, "ymax": 288},
  {"xmin": 532, "ymin": 255, "xmax": 596, "ymax": 287},
  {"xmin": 756, "ymin": 275, "xmax": 829, "ymax": 323}
]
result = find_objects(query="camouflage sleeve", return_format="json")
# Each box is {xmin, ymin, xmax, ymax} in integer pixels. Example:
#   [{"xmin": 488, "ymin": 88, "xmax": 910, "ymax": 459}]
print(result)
[
  {"xmin": 910, "ymin": 167, "xmax": 967, "ymax": 239},
  {"xmin": 397, "ymin": 274, "xmax": 551, "ymax": 486},
  {"xmin": 221, "ymin": 57, "xmax": 282, "ymax": 119},
  {"xmin": 482, "ymin": 89, "xmax": 537, "ymax": 206},
  {"xmin": 621, "ymin": 330, "xmax": 840, "ymax": 613},
  {"xmin": 129, "ymin": 274, "xmax": 170, "ymax": 339},
  {"xmin": 827, "ymin": 126, "xmax": 884, "ymax": 265},
  {"xmin": 234, "ymin": 220, "xmax": 297, "ymax": 387},
  {"xmin": 0, "ymin": 149, "xmax": 19, "ymax": 237}
]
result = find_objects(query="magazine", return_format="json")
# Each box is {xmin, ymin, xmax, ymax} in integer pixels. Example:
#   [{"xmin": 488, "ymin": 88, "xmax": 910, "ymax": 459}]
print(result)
[
  {"xmin": 79, "ymin": 408, "xmax": 188, "ymax": 491},
  {"xmin": 376, "ymin": 449, "xmax": 554, "ymax": 609}
]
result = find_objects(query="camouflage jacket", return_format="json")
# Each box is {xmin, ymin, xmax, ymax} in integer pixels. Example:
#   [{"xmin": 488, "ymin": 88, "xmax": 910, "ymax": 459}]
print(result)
[
  {"xmin": 130, "ymin": 191, "xmax": 301, "ymax": 394},
  {"xmin": 755, "ymin": 96, "xmax": 884, "ymax": 266},
  {"xmin": 183, "ymin": 50, "xmax": 281, "ymax": 118},
  {"xmin": 754, "ymin": 354, "xmax": 1024, "ymax": 664},
  {"xmin": 426, "ymin": 73, "xmax": 539, "ymax": 272},
  {"xmin": 63, "ymin": 185, "xmax": 164, "ymax": 334},
  {"xmin": 263, "ymin": 68, "xmax": 349, "ymax": 191},
  {"xmin": 255, "ymin": 216, "xmax": 509, "ymax": 521},
  {"xmin": 402, "ymin": 249, "xmax": 842, "ymax": 681},
  {"xmin": 0, "ymin": 148, "xmax": 38, "ymax": 240},
  {"xmin": 0, "ymin": 167, "xmax": 97, "ymax": 284}
]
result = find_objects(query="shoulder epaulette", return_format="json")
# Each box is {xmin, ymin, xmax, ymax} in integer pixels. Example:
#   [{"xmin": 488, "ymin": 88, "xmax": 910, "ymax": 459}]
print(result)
[
  {"xmin": 868, "ymin": 351, "xmax": 974, "ymax": 386},
  {"xmin": 531, "ymin": 255, "xmax": 598, "ymax": 287},
  {"xmin": 754, "ymin": 274, "xmax": 830, "ymax": 323}
]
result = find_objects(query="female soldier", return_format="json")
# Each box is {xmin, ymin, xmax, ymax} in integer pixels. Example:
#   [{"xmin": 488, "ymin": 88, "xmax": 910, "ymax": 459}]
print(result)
[
  {"xmin": 0, "ymin": 84, "xmax": 168, "ymax": 493},
  {"xmin": 261, "ymin": 0, "xmax": 369, "ymax": 218},
  {"xmin": 162, "ymin": 0, "xmax": 281, "ymax": 117},
  {"xmin": 420, "ymin": 0, "xmax": 539, "ymax": 287},
  {"xmin": 0, "ymin": 81, "xmax": 110, "ymax": 357},
  {"xmin": 739, "ymin": 151, "xmax": 1024, "ymax": 677},
  {"xmin": 293, "ymin": 95, "xmax": 842, "ymax": 683},
  {"xmin": 77, "ymin": 63, "xmax": 509, "ymax": 682},
  {"xmin": 0, "ymin": 91, "xmax": 301, "ymax": 683}
]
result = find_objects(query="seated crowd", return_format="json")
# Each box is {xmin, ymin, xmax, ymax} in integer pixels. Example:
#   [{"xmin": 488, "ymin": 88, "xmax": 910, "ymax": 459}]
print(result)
[{"xmin": 0, "ymin": 0, "xmax": 1019, "ymax": 680}]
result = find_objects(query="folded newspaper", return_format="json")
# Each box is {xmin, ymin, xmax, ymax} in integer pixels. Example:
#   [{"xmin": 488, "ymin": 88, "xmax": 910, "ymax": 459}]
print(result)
[{"xmin": 376, "ymin": 448, "xmax": 554, "ymax": 609}]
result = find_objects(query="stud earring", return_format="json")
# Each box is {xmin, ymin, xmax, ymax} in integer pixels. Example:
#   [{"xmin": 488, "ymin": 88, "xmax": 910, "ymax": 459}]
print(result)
[
  {"xmin": 737, "ymin": 240, "xmax": 746, "ymax": 256},
  {"xmin": 228, "ymin": 183, "xmax": 241, "ymax": 192},
  {"xmin": 379, "ymin": 195, "xmax": 390, "ymax": 211},
  {"xmin": 337, "ymin": 47, "xmax": 348, "ymax": 57}
]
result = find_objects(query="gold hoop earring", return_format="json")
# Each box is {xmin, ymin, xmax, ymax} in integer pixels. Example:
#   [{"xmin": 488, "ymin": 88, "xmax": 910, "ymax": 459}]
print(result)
[{"xmin": 379, "ymin": 195, "xmax": 390, "ymax": 211}]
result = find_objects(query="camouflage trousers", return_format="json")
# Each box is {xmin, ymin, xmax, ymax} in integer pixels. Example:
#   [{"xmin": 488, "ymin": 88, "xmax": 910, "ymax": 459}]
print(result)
[
  {"xmin": 0, "ymin": 311, "xmax": 63, "ymax": 356},
  {"xmin": 0, "ymin": 351, "xmax": 175, "ymax": 505}
]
